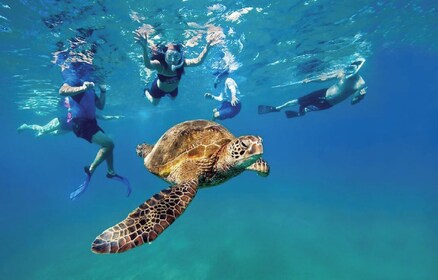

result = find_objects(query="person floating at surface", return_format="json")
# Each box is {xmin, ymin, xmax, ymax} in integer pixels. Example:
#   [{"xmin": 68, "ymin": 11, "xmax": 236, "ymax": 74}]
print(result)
[
  {"xmin": 134, "ymin": 29, "xmax": 222, "ymax": 105},
  {"xmin": 258, "ymin": 58, "xmax": 367, "ymax": 118},
  {"xmin": 59, "ymin": 61, "xmax": 131, "ymax": 200},
  {"xmin": 17, "ymin": 97, "xmax": 124, "ymax": 137},
  {"xmin": 17, "ymin": 114, "xmax": 123, "ymax": 137},
  {"xmin": 204, "ymin": 66, "xmax": 241, "ymax": 121}
]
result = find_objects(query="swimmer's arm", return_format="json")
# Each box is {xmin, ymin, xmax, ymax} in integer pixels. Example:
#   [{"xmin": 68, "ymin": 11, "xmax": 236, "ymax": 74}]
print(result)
[
  {"xmin": 185, "ymin": 30, "xmax": 222, "ymax": 67},
  {"xmin": 142, "ymin": 49, "xmax": 162, "ymax": 71},
  {"xmin": 95, "ymin": 84, "xmax": 106, "ymax": 110},
  {"xmin": 302, "ymin": 72, "xmax": 341, "ymax": 84},
  {"xmin": 226, "ymin": 78, "xmax": 240, "ymax": 106},
  {"xmin": 185, "ymin": 43, "xmax": 211, "ymax": 67},
  {"xmin": 134, "ymin": 30, "xmax": 162, "ymax": 71},
  {"xmin": 205, "ymin": 92, "xmax": 223, "ymax": 102},
  {"xmin": 59, "ymin": 82, "xmax": 94, "ymax": 96},
  {"xmin": 96, "ymin": 114, "xmax": 124, "ymax": 120},
  {"xmin": 351, "ymin": 86, "xmax": 367, "ymax": 105}
]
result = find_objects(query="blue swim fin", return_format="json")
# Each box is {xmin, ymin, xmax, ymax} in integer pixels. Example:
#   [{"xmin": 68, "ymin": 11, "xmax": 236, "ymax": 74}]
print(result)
[
  {"xmin": 70, "ymin": 167, "xmax": 92, "ymax": 200},
  {"xmin": 107, "ymin": 173, "xmax": 132, "ymax": 197}
]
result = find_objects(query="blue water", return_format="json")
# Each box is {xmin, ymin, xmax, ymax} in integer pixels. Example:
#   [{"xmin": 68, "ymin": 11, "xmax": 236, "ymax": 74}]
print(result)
[{"xmin": 1, "ymin": 1, "xmax": 437, "ymax": 279}]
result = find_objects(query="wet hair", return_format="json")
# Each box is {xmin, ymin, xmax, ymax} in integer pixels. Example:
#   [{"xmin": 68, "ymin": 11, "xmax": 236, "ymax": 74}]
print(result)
[{"xmin": 151, "ymin": 43, "xmax": 185, "ymax": 78}]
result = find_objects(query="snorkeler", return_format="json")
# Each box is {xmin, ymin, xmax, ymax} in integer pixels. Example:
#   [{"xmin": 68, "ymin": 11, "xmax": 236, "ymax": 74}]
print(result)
[
  {"xmin": 17, "ymin": 114, "xmax": 123, "ymax": 137},
  {"xmin": 204, "ymin": 65, "xmax": 241, "ymax": 121},
  {"xmin": 59, "ymin": 60, "xmax": 131, "ymax": 200},
  {"xmin": 258, "ymin": 58, "xmax": 367, "ymax": 118},
  {"xmin": 17, "ymin": 97, "xmax": 123, "ymax": 137},
  {"xmin": 134, "ymin": 29, "xmax": 222, "ymax": 105}
]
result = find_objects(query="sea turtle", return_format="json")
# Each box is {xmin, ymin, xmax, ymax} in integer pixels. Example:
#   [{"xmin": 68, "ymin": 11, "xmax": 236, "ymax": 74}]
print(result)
[{"xmin": 91, "ymin": 119, "xmax": 270, "ymax": 254}]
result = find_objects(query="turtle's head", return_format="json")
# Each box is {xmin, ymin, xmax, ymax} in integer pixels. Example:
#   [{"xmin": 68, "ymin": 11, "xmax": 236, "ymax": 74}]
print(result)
[
  {"xmin": 136, "ymin": 143, "xmax": 153, "ymax": 159},
  {"xmin": 225, "ymin": 135, "xmax": 263, "ymax": 169}
]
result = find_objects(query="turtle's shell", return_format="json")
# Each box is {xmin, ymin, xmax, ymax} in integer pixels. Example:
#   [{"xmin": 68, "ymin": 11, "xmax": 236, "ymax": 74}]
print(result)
[{"xmin": 146, "ymin": 120, "xmax": 235, "ymax": 176}]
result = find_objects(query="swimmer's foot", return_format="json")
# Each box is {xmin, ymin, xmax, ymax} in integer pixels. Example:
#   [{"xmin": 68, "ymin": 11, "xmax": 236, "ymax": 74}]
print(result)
[
  {"xmin": 84, "ymin": 166, "xmax": 92, "ymax": 176},
  {"xmin": 212, "ymin": 111, "xmax": 220, "ymax": 121},
  {"xmin": 144, "ymin": 89, "xmax": 154, "ymax": 103},
  {"xmin": 107, "ymin": 172, "xmax": 132, "ymax": 197},
  {"xmin": 17, "ymin": 124, "xmax": 28, "ymax": 133},
  {"xmin": 258, "ymin": 105, "xmax": 280, "ymax": 114}
]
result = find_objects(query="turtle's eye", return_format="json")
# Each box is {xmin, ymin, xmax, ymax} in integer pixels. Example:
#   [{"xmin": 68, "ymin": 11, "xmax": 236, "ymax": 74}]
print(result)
[{"xmin": 241, "ymin": 139, "xmax": 250, "ymax": 148}]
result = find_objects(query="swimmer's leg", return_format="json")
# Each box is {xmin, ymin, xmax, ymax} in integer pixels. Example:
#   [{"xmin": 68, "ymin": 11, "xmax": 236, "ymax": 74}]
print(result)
[{"xmin": 144, "ymin": 89, "xmax": 160, "ymax": 105}]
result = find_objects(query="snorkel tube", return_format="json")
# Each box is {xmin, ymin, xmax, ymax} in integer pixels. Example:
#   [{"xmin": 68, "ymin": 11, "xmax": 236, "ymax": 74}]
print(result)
[
  {"xmin": 345, "ymin": 57, "xmax": 366, "ymax": 79},
  {"xmin": 213, "ymin": 66, "xmax": 230, "ymax": 88},
  {"xmin": 170, "ymin": 49, "xmax": 184, "ymax": 72}
]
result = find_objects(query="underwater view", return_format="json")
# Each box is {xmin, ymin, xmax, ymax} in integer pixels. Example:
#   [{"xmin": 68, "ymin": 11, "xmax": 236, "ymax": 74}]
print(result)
[{"xmin": 1, "ymin": 0, "xmax": 437, "ymax": 279}]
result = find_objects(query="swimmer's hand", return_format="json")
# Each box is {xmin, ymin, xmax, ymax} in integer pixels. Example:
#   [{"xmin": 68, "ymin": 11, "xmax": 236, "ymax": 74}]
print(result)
[
  {"xmin": 351, "ymin": 88, "xmax": 367, "ymax": 105},
  {"xmin": 101, "ymin": 115, "xmax": 124, "ymax": 120},
  {"xmin": 231, "ymin": 96, "xmax": 240, "ymax": 106},
  {"xmin": 206, "ymin": 31, "xmax": 224, "ymax": 47},
  {"xmin": 83, "ymin": 81, "xmax": 95, "ymax": 89},
  {"xmin": 134, "ymin": 30, "xmax": 148, "ymax": 48},
  {"xmin": 204, "ymin": 93, "xmax": 213, "ymax": 99}
]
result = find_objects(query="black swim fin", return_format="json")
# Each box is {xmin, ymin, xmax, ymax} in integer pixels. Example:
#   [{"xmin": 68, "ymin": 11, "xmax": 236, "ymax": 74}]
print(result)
[
  {"xmin": 285, "ymin": 111, "xmax": 300, "ymax": 118},
  {"xmin": 258, "ymin": 105, "xmax": 280, "ymax": 114}
]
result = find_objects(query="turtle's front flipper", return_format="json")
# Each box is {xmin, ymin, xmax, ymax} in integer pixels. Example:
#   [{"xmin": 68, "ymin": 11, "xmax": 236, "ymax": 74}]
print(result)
[
  {"xmin": 246, "ymin": 158, "xmax": 270, "ymax": 177},
  {"xmin": 91, "ymin": 180, "xmax": 198, "ymax": 254}
]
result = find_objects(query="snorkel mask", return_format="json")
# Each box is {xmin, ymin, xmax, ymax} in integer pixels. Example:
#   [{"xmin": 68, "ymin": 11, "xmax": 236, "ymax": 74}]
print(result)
[
  {"xmin": 213, "ymin": 66, "xmax": 230, "ymax": 88},
  {"xmin": 165, "ymin": 48, "xmax": 184, "ymax": 72},
  {"xmin": 344, "ymin": 57, "xmax": 366, "ymax": 79}
]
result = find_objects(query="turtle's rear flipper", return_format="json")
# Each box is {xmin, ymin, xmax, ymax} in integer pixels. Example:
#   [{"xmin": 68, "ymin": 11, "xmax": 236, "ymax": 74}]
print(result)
[
  {"xmin": 91, "ymin": 180, "xmax": 198, "ymax": 254},
  {"xmin": 106, "ymin": 173, "xmax": 132, "ymax": 197},
  {"xmin": 246, "ymin": 158, "xmax": 270, "ymax": 177}
]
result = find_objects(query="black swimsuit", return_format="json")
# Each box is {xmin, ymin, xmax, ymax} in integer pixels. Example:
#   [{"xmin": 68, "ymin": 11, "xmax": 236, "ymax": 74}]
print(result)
[
  {"xmin": 157, "ymin": 74, "xmax": 180, "ymax": 84},
  {"xmin": 148, "ymin": 77, "xmax": 178, "ymax": 98},
  {"xmin": 147, "ymin": 71, "xmax": 182, "ymax": 99},
  {"xmin": 298, "ymin": 88, "xmax": 332, "ymax": 113}
]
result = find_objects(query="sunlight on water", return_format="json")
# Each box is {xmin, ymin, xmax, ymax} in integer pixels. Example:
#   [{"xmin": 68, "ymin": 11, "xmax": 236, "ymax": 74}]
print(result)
[{"xmin": 1, "ymin": 1, "xmax": 437, "ymax": 280}]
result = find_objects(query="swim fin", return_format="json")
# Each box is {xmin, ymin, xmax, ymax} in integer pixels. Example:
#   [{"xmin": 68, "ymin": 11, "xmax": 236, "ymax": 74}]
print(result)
[
  {"xmin": 285, "ymin": 111, "xmax": 300, "ymax": 118},
  {"xmin": 258, "ymin": 105, "xmax": 280, "ymax": 114},
  {"xmin": 70, "ymin": 166, "xmax": 92, "ymax": 200},
  {"xmin": 107, "ymin": 173, "xmax": 132, "ymax": 197}
]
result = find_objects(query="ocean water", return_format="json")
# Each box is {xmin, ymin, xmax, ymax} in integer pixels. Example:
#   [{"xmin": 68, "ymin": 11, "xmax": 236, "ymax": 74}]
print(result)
[{"xmin": 1, "ymin": 1, "xmax": 437, "ymax": 279}]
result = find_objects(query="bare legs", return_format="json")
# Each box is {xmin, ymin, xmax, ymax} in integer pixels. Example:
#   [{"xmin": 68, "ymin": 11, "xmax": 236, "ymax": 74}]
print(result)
[
  {"xmin": 89, "ymin": 131, "xmax": 115, "ymax": 175},
  {"xmin": 275, "ymin": 99, "xmax": 298, "ymax": 111},
  {"xmin": 144, "ymin": 89, "xmax": 160, "ymax": 106},
  {"xmin": 212, "ymin": 108, "xmax": 220, "ymax": 120},
  {"xmin": 17, "ymin": 118, "xmax": 65, "ymax": 137}
]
